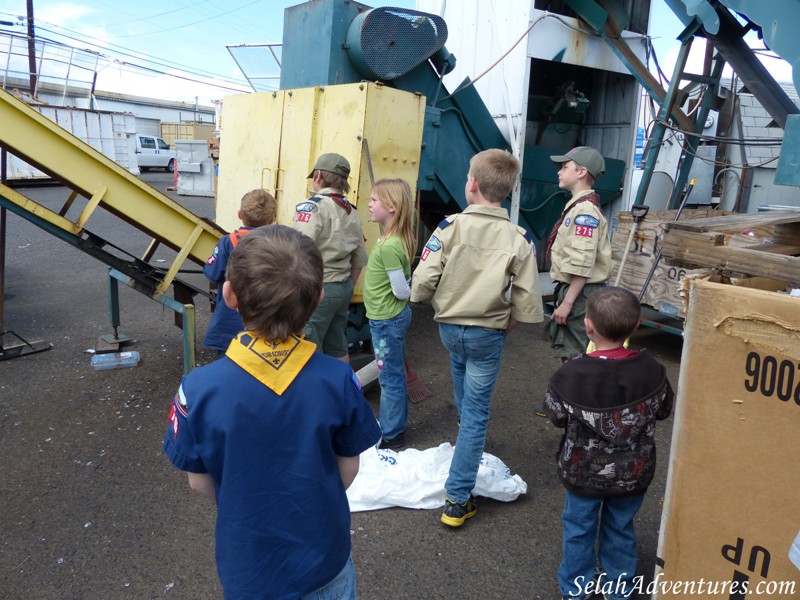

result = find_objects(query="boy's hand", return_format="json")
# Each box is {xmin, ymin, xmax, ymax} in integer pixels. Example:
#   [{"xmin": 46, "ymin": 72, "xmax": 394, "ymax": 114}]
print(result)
[{"xmin": 551, "ymin": 300, "xmax": 573, "ymax": 325}]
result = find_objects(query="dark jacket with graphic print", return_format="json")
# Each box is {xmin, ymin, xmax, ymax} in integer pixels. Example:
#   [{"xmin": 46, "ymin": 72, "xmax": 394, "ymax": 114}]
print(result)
[{"xmin": 543, "ymin": 350, "xmax": 674, "ymax": 497}]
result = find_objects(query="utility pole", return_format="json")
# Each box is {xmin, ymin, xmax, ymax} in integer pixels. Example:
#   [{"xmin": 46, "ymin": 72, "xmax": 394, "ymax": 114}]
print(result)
[{"xmin": 26, "ymin": 0, "xmax": 36, "ymax": 95}]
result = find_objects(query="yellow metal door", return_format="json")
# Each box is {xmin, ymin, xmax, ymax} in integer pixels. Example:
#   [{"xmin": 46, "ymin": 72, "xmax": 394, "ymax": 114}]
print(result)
[
  {"xmin": 216, "ymin": 91, "xmax": 285, "ymax": 231},
  {"xmin": 215, "ymin": 83, "xmax": 426, "ymax": 301}
]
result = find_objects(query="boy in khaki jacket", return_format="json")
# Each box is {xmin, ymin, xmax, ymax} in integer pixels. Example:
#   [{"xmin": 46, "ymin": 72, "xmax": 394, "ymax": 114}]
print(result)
[{"xmin": 411, "ymin": 148, "xmax": 543, "ymax": 527}]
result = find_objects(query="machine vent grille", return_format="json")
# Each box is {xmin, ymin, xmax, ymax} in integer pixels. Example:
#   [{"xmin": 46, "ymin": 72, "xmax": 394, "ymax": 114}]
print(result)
[{"xmin": 349, "ymin": 7, "xmax": 448, "ymax": 80}]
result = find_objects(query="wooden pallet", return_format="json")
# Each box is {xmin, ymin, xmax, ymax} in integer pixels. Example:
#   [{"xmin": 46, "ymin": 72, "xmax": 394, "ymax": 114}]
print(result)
[
  {"xmin": 661, "ymin": 211, "xmax": 800, "ymax": 283},
  {"xmin": 610, "ymin": 209, "xmax": 770, "ymax": 317}
]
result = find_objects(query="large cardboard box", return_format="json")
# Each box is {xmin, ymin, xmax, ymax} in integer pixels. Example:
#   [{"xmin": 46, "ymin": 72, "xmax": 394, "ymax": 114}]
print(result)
[{"xmin": 655, "ymin": 278, "xmax": 800, "ymax": 598}]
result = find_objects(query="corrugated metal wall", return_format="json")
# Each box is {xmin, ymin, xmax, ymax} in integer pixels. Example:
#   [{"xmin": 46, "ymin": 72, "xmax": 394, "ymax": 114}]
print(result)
[{"xmin": 416, "ymin": 0, "xmax": 650, "ymax": 210}]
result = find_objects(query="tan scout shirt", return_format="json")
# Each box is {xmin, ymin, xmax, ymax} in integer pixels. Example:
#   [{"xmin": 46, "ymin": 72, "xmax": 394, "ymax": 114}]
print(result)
[
  {"xmin": 292, "ymin": 188, "xmax": 368, "ymax": 283},
  {"xmin": 411, "ymin": 205, "xmax": 543, "ymax": 329},
  {"xmin": 549, "ymin": 190, "xmax": 611, "ymax": 284}
]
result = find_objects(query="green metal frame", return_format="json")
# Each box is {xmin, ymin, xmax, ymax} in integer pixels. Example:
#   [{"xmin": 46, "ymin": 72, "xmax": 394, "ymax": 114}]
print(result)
[{"xmin": 108, "ymin": 269, "xmax": 196, "ymax": 375}]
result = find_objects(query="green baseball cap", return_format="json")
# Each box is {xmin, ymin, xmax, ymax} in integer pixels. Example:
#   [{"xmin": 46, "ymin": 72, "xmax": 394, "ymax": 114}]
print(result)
[
  {"xmin": 308, "ymin": 153, "xmax": 351, "ymax": 179},
  {"xmin": 550, "ymin": 146, "xmax": 605, "ymax": 179}
]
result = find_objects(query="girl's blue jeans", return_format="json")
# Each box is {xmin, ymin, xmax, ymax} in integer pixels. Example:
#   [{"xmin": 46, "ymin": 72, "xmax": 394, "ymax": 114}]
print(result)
[{"xmin": 369, "ymin": 305, "xmax": 412, "ymax": 441}]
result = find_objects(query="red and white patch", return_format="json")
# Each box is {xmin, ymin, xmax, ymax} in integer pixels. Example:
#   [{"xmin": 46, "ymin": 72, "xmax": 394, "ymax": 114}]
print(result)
[
  {"xmin": 168, "ymin": 403, "xmax": 179, "ymax": 437},
  {"xmin": 420, "ymin": 248, "xmax": 431, "ymax": 261},
  {"xmin": 296, "ymin": 212, "xmax": 311, "ymax": 223},
  {"xmin": 575, "ymin": 225, "xmax": 594, "ymax": 238}
]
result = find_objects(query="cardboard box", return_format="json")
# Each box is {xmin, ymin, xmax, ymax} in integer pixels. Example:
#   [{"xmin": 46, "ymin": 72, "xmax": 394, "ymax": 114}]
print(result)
[{"xmin": 655, "ymin": 278, "xmax": 800, "ymax": 598}]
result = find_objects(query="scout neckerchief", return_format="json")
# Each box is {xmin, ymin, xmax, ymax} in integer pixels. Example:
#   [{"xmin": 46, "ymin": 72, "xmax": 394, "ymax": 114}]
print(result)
[
  {"xmin": 320, "ymin": 192, "xmax": 352, "ymax": 215},
  {"xmin": 225, "ymin": 331, "xmax": 316, "ymax": 395},
  {"xmin": 545, "ymin": 190, "xmax": 601, "ymax": 259},
  {"xmin": 229, "ymin": 226, "xmax": 253, "ymax": 248}
]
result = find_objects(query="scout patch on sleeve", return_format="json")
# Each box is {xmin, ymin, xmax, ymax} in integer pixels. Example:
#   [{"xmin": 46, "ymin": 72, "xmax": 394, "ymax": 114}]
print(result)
[
  {"xmin": 168, "ymin": 387, "xmax": 188, "ymax": 438},
  {"xmin": 574, "ymin": 214, "xmax": 600, "ymax": 228},
  {"xmin": 206, "ymin": 246, "xmax": 219, "ymax": 265},
  {"xmin": 574, "ymin": 214, "xmax": 599, "ymax": 238},
  {"xmin": 295, "ymin": 201, "xmax": 318, "ymax": 213},
  {"xmin": 420, "ymin": 235, "xmax": 442, "ymax": 261},
  {"xmin": 295, "ymin": 201, "xmax": 318, "ymax": 223},
  {"xmin": 350, "ymin": 370, "xmax": 363, "ymax": 392}
]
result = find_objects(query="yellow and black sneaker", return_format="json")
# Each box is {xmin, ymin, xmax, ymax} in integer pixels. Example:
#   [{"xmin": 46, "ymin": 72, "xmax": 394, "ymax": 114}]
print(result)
[{"xmin": 441, "ymin": 495, "xmax": 477, "ymax": 527}]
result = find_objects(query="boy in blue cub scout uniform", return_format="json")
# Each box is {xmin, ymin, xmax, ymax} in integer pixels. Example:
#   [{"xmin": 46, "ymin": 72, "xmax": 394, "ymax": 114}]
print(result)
[
  {"xmin": 163, "ymin": 225, "xmax": 382, "ymax": 600},
  {"xmin": 411, "ymin": 149, "xmax": 543, "ymax": 528},
  {"xmin": 202, "ymin": 188, "xmax": 276, "ymax": 356}
]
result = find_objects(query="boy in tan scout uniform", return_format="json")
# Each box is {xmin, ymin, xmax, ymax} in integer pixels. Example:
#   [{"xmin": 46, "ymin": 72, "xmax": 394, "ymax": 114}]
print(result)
[
  {"xmin": 411, "ymin": 148, "xmax": 543, "ymax": 527},
  {"xmin": 293, "ymin": 153, "xmax": 368, "ymax": 364},
  {"xmin": 545, "ymin": 146, "xmax": 611, "ymax": 362}
]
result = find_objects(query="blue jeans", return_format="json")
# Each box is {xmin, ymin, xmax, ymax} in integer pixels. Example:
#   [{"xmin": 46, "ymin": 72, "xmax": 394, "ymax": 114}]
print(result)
[
  {"xmin": 300, "ymin": 554, "xmax": 356, "ymax": 600},
  {"xmin": 438, "ymin": 323, "xmax": 506, "ymax": 503},
  {"xmin": 558, "ymin": 491, "xmax": 645, "ymax": 600},
  {"xmin": 369, "ymin": 305, "xmax": 412, "ymax": 441}
]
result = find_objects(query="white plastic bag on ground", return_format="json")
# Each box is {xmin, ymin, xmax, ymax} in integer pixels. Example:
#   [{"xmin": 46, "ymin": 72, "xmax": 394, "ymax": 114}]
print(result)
[
  {"xmin": 790, "ymin": 528, "xmax": 800, "ymax": 570},
  {"xmin": 347, "ymin": 442, "xmax": 527, "ymax": 512}
]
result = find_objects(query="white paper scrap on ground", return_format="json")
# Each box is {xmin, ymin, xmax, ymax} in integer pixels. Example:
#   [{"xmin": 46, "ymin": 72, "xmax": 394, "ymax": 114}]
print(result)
[{"xmin": 347, "ymin": 442, "xmax": 527, "ymax": 512}]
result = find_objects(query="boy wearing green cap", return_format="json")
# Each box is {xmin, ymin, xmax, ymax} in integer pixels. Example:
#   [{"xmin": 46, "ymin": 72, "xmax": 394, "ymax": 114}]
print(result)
[
  {"xmin": 293, "ymin": 153, "xmax": 368, "ymax": 364},
  {"xmin": 544, "ymin": 146, "xmax": 612, "ymax": 363}
]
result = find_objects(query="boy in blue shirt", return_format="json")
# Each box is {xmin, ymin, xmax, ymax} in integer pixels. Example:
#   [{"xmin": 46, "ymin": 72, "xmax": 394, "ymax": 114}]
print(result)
[
  {"xmin": 164, "ymin": 225, "xmax": 382, "ymax": 599},
  {"xmin": 203, "ymin": 188, "xmax": 276, "ymax": 356}
]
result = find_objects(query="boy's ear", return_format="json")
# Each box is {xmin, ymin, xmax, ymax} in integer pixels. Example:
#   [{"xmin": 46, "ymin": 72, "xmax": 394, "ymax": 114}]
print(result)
[
  {"xmin": 222, "ymin": 281, "xmax": 238, "ymax": 310},
  {"xmin": 237, "ymin": 209, "xmax": 244, "ymax": 221},
  {"xmin": 584, "ymin": 317, "xmax": 594, "ymax": 337}
]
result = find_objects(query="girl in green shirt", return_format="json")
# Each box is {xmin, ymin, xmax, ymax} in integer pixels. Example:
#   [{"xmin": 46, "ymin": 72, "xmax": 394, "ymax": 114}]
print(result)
[{"xmin": 365, "ymin": 179, "xmax": 416, "ymax": 449}]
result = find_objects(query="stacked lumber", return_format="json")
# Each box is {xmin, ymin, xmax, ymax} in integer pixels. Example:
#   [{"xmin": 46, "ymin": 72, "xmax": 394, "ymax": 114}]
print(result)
[
  {"xmin": 611, "ymin": 209, "xmax": 739, "ymax": 317},
  {"xmin": 661, "ymin": 211, "xmax": 800, "ymax": 283}
]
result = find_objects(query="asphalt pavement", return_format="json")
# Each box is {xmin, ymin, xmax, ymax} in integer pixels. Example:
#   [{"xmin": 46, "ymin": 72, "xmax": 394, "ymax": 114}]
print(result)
[{"xmin": 0, "ymin": 171, "xmax": 683, "ymax": 599}]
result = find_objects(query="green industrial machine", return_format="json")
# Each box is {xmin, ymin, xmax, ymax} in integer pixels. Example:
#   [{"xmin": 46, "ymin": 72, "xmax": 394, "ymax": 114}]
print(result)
[{"xmin": 276, "ymin": 0, "xmax": 624, "ymax": 241}]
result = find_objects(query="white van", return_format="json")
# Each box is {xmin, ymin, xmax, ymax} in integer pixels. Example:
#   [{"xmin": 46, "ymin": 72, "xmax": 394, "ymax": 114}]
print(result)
[{"xmin": 136, "ymin": 135, "xmax": 176, "ymax": 172}]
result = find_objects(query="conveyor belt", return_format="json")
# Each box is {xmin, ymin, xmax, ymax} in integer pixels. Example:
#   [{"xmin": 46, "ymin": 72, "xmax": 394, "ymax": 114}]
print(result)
[{"xmin": 0, "ymin": 88, "xmax": 225, "ymax": 371}]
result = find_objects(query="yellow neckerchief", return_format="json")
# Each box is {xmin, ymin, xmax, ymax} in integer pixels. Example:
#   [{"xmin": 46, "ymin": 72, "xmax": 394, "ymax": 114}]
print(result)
[{"xmin": 225, "ymin": 331, "xmax": 317, "ymax": 395}]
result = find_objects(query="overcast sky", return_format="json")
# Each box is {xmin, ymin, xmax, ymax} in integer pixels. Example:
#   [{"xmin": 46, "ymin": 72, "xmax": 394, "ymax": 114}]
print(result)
[{"xmin": 0, "ymin": 0, "xmax": 793, "ymax": 105}]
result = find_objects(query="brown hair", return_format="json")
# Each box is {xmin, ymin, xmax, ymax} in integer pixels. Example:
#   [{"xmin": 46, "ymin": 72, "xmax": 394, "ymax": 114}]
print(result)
[
  {"xmin": 371, "ymin": 178, "xmax": 416, "ymax": 261},
  {"xmin": 226, "ymin": 225, "xmax": 322, "ymax": 341},
  {"xmin": 316, "ymin": 170, "xmax": 351, "ymax": 194},
  {"xmin": 240, "ymin": 189, "xmax": 277, "ymax": 227},
  {"xmin": 469, "ymin": 149, "xmax": 520, "ymax": 203},
  {"xmin": 586, "ymin": 286, "xmax": 640, "ymax": 343}
]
